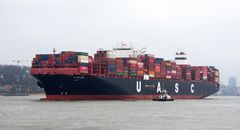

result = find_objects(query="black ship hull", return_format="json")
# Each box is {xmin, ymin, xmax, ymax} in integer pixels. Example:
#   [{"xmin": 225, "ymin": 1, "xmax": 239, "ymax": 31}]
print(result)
[{"xmin": 34, "ymin": 74, "xmax": 219, "ymax": 100}]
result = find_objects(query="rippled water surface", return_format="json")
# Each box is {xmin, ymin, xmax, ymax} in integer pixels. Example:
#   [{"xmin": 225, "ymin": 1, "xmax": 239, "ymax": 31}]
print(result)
[{"xmin": 0, "ymin": 95, "xmax": 239, "ymax": 130}]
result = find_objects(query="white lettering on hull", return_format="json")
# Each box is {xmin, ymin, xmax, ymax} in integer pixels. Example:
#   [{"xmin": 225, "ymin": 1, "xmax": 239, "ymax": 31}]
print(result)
[
  {"xmin": 191, "ymin": 84, "xmax": 195, "ymax": 93},
  {"xmin": 157, "ymin": 82, "xmax": 161, "ymax": 93},
  {"xmin": 175, "ymin": 83, "xmax": 179, "ymax": 93},
  {"xmin": 136, "ymin": 81, "xmax": 142, "ymax": 93}
]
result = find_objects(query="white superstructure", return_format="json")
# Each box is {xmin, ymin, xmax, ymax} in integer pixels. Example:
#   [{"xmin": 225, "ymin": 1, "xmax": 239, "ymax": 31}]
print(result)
[{"xmin": 107, "ymin": 43, "xmax": 146, "ymax": 58}]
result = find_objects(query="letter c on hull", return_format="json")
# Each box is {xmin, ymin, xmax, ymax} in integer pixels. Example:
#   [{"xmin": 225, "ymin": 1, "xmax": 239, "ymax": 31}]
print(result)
[{"xmin": 191, "ymin": 84, "xmax": 195, "ymax": 93}]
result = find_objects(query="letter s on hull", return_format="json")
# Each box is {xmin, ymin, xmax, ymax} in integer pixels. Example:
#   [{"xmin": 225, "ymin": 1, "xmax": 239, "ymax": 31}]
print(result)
[{"xmin": 175, "ymin": 83, "xmax": 179, "ymax": 93}]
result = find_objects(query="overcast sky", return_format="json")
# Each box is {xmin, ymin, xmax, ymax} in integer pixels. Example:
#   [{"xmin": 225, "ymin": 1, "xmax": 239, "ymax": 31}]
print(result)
[{"xmin": 0, "ymin": 0, "xmax": 240, "ymax": 85}]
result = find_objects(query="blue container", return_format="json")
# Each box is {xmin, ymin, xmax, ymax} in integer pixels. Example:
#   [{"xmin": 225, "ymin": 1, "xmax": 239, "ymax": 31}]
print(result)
[
  {"xmin": 54, "ymin": 54, "xmax": 60, "ymax": 58},
  {"xmin": 108, "ymin": 64, "xmax": 116, "ymax": 72},
  {"xmin": 39, "ymin": 55, "xmax": 49, "ymax": 61},
  {"xmin": 80, "ymin": 63, "xmax": 88, "ymax": 66},
  {"xmin": 123, "ymin": 58, "xmax": 128, "ymax": 66},
  {"xmin": 155, "ymin": 58, "xmax": 164, "ymax": 64},
  {"xmin": 109, "ymin": 68, "xmax": 116, "ymax": 72}
]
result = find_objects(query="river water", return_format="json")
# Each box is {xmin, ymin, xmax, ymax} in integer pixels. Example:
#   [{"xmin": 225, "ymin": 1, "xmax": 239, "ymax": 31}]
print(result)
[{"xmin": 0, "ymin": 95, "xmax": 239, "ymax": 130}]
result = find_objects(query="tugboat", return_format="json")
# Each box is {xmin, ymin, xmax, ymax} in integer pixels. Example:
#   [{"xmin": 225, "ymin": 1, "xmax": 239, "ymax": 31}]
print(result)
[{"xmin": 152, "ymin": 90, "xmax": 174, "ymax": 101}]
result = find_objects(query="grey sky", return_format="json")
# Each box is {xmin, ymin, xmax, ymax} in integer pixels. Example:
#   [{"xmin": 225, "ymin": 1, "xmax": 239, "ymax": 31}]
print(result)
[{"xmin": 0, "ymin": 0, "xmax": 240, "ymax": 85}]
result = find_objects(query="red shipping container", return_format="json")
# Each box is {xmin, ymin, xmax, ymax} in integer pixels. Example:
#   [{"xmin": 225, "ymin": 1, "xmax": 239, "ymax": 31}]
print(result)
[
  {"xmin": 148, "ymin": 59, "xmax": 154, "ymax": 63},
  {"xmin": 137, "ymin": 71, "xmax": 144, "ymax": 76},
  {"xmin": 166, "ymin": 71, "xmax": 171, "ymax": 74},
  {"xmin": 155, "ymin": 65, "xmax": 160, "ymax": 69},
  {"xmin": 80, "ymin": 66, "xmax": 88, "ymax": 71},
  {"xmin": 130, "ymin": 64, "xmax": 137, "ymax": 68},
  {"xmin": 148, "ymin": 71, "xmax": 155, "ymax": 75},
  {"xmin": 155, "ymin": 69, "xmax": 160, "ymax": 73}
]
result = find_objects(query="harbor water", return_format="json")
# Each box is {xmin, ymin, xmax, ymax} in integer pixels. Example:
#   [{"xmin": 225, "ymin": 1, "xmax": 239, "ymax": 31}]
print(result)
[{"xmin": 0, "ymin": 95, "xmax": 239, "ymax": 130}]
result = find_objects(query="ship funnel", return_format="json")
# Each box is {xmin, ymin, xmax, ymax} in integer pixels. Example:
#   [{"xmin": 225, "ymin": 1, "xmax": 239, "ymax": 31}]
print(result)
[{"xmin": 175, "ymin": 51, "xmax": 188, "ymax": 65}]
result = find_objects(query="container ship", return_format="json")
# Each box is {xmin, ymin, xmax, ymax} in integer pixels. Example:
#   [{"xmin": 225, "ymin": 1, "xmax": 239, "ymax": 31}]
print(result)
[{"xmin": 31, "ymin": 44, "xmax": 220, "ymax": 100}]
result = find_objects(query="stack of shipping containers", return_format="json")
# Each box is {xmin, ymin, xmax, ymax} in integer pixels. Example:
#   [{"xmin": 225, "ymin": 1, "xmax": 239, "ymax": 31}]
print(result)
[
  {"xmin": 160, "ymin": 61, "xmax": 167, "ymax": 78},
  {"xmin": 93, "ymin": 51, "xmax": 108, "ymax": 75},
  {"xmin": 116, "ymin": 58, "xmax": 124, "ymax": 76},
  {"xmin": 214, "ymin": 69, "xmax": 220, "ymax": 83},
  {"xmin": 32, "ymin": 49, "xmax": 219, "ymax": 83},
  {"xmin": 53, "ymin": 54, "xmax": 61, "ymax": 67},
  {"xmin": 137, "ymin": 60, "xmax": 144, "ymax": 77},
  {"xmin": 88, "ymin": 56, "xmax": 93, "ymax": 75},
  {"xmin": 165, "ymin": 61, "xmax": 173, "ymax": 79},
  {"xmin": 108, "ymin": 58, "xmax": 116, "ymax": 76},
  {"xmin": 32, "ymin": 51, "xmax": 89, "ymax": 75},
  {"xmin": 122, "ymin": 58, "xmax": 129, "ymax": 77},
  {"xmin": 181, "ymin": 65, "xmax": 192, "ymax": 80},
  {"xmin": 208, "ymin": 66, "xmax": 220, "ymax": 83},
  {"xmin": 154, "ymin": 58, "xmax": 163, "ymax": 78},
  {"xmin": 176, "ymin": 65, "xmax": 182, "ymax": 80},
  {"xmin": 32, "ymin": 54, "xmax": 50, "ymax": 67},
  {"xmin": 200, "ymin": 66, "xmax": 208, "ymax": 81},
  {"xmin": 170, "ymin": 61, "xmax": 177, "ymax": 79},
  {"xmin": 77, "ymin": 52, "xmax": 89, "ymax": 74},
  {"xmin": 191, "ymin": 66, "xmax": 201, "ymax": 81},
  {"xmin": 60, "ymin": 51, "xmax": 78, "ymax": 67},
  {"xmin": 128, "ymin": 58, "xmax": 138, "ymax": 77},
  {"xmin": 140, "ymin": 54, "xmax": 155, "ymax": 77}
]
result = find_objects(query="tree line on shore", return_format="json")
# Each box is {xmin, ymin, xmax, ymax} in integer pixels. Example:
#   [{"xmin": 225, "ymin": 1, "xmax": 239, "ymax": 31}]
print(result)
[{"xmin": 0, "ymin": 65, "xmax": 43, "ymax": 94}]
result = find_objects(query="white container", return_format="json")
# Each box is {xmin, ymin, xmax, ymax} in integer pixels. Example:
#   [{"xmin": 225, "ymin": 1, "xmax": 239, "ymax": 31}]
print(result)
[
  {"xmin": 203, "ymin": 76, "xmax": 208, "ymax": 80},
  {"xmin": 78, "ymin": 56, "xmax": 88, "ymax": 60},
  {"xmin": 78, "ymin": 59, "xmax": 89, "ymax": 63},
  {"xmin": 138, "ymin": 62, "xmax": 144, "ymax": 66},
  {"xmin": 149, "ymin": 74, "xmax": 155, "ymax": 77},
  {"xmin": 214, "ymin": 77, "xmax": 219, "ymax": 82},
  {"xmin": 144, "ymin": 75, "xmax": 149, "ymax": 80},
  {"xmin": 129, "ymin": 60, "xmax": 137, "ymax": 64},
  {"xmin": 107, "ymin": 51, "xmax": 115, "ymax": 58},
  {"xmin": 166, "ymin": 75, "xmax": 172, "ymax": 79}
]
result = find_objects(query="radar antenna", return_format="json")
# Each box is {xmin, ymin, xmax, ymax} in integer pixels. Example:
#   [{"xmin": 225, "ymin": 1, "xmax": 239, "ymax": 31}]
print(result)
[{"xmin": 53, "ymin": 48, "xmax": 57, "ymax": 55}]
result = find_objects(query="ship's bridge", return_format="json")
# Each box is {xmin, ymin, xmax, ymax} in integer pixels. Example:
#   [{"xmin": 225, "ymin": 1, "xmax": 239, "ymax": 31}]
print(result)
[{"xmin": 107, "ymin": 43, "xmax": 146, "ymax": 58}]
